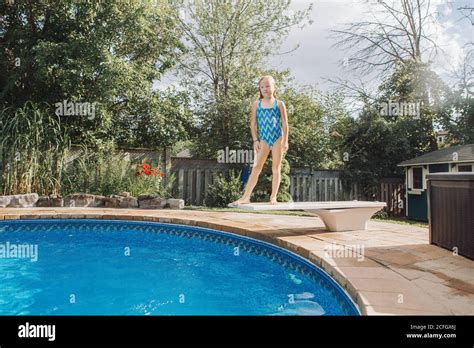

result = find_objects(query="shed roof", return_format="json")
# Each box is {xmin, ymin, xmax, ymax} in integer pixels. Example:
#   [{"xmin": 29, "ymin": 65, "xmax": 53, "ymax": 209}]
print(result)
[{"xmin": 397, "ymin": 144, "xmax": 474, "ymax": 166}]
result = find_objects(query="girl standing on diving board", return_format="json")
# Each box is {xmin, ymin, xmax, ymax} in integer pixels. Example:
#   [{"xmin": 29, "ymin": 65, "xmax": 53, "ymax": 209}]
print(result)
[{"xmin": 230, "ymin": 75, "xmax": 289, "ymax": 206}]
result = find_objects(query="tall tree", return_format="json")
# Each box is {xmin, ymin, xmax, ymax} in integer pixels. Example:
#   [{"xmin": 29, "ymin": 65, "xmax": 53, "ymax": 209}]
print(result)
[
  {"xmin": 330, "ymin": 0, "xmax": 444, "ymax": 76},
  {"xmin": 436, "ymin": 6, "xmax": 474, "ymax": 145},
  {"xmin": 0, "ymin": 0, "xmax": 186, "ymax": 146},
  {"xmin": 169, "ymin": 0, "xmax": 312, "ymax": 157}
]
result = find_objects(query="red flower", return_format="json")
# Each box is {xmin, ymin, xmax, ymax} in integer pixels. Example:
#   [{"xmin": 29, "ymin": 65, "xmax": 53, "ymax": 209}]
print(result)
[
  {"xmin": 144, "ymin": 169, "xmax": 152, "ymax": 176},
  {"xmin": 142, "ymin": 163, "xmax": 151, "ymax": 170},
  {"xmin": 160, "ymin": 171, "xmax": 165, "ymax": 177},
  {"xmin": 152, "ymin": 168, "xmax": 159, "ymax": 175},
  {"xmin": 135, "ymin": 171, "xmax": 141, "ymax": 177}
]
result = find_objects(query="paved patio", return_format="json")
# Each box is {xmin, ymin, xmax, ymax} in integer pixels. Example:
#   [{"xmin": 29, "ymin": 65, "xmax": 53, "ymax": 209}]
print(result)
[{"xmin": 1, "ymin": 207, "xmax": 473, "ymax": 315}]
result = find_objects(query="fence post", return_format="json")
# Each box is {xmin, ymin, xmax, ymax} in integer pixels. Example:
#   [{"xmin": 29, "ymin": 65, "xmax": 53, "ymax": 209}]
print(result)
[
  {"xmin": 290, "ymin": 175, "xmax": 295, "ymax": 199},
  {"xmin": 204, "ymin": 170, "xmax": 211, "ymax": 203},
  {"xmin": 324, "ymin": 178, "xmax": 328, "ymax": 201},
  {"xmin": 196, "ymin": 168, "xmax": 202, "ymax": 205},
  {"xmin": 294, "ymin": 175, "xmax": 299, "ymax": 201},
  {"xmin": 187, "ymin": 170, "xmax": 193, "ymax": 205},
  {"xmin": 178, "ymin": 169, "xmax": 184, "ymax": 199},
  {"xmin": 302, "ymin": 176, "xmax": 307, "ymax": 201}
]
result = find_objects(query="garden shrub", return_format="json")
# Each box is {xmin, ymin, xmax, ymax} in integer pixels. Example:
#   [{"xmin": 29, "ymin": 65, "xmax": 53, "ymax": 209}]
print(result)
[
  {"xmin": 61, "ymin": 143, "xmax": 174, "ymax": 198},
  {"xmin": 205, "ymin": 170, "xmax": 243, "ymax": 207}
]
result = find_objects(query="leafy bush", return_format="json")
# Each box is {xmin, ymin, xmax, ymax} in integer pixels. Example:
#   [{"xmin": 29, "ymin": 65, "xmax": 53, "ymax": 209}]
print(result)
[
  {"xmin": 205, "ymin": 170, "xmax": 243, "ymax": 207},
  {"xmin": 129, "ymin": 163, "xmax": 175, "ymax": 198},
  {"xmin": 61, "ymin": 143, "xmax": 174, "ymax": 197},
  {"xmin": 372, "ymin": 210, "xmax": 389, "ymax": 219}
]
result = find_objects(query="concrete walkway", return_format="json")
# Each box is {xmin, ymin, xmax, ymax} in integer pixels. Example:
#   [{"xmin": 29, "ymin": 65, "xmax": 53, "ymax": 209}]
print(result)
[{"xmin": 1, "ymin": 207, "xmax": 473, "ymax": 315}]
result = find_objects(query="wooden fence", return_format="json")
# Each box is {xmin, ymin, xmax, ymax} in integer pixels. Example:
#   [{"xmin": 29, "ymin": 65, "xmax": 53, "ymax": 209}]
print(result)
[
  {"xmin": 290, "ymin": 169, "xmax": 361, "ymax": 202},
  {"xmin": 377, "ymin": 177, "xmax": 405, "ymax": 217},
  {"xmin": 171, "ymin": 160, "xmax": 363, "ymax": 205},
  {"xmin": 170, "ymin": 159, "xmax": 406, "ymax": 217},
  {"xmin": 170, "ymin": 158, "xmax": 236, "ymax": 206}
]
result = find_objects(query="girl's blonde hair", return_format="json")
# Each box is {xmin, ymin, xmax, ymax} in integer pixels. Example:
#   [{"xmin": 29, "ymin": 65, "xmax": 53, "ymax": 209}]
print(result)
[{"xmin": 258, "ymin": 75, "xmax": 277, "ymax": 99}]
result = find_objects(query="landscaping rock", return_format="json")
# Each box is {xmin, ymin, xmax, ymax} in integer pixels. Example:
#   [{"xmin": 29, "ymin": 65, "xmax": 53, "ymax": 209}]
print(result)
[
  {"xmin": 1, "ymin": 193, "xmax": 39, "ymax": 208},
  {"xmin": 105, "ymin": 195, "xmax": 138, "ymax": 209},
  {"xmin": 0, "ymin": 196, "xmax": 11, "ymax": 208},
  {"xmin": 118, "ymin": 191, "xmax": 131, "ymax": 197},
  {"xmin": 138, "ymin": 195, "xmax": 167, "ymax": 209},
  {"xmin": 167, "ymin": 198, "xmax": 185, "ymax": 209},
  {"xmin": 36, "ymin": 195, "xmax": 63, "ymax": 207},
  {"xmin": 64, "ymin": 193, "xmax": 105, "ymax": 207}
]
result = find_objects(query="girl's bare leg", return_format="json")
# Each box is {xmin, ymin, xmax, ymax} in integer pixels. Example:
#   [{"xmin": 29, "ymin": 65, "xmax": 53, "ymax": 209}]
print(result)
[
  {"xmin": 270, "ymin": 136, "xmax": 284, "ymax": 205},
  {"xmin": 231, "ymin": 141, "xmax": 271, "ymax": 204}
]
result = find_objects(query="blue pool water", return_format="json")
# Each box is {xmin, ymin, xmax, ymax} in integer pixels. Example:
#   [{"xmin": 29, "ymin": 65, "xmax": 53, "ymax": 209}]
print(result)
[{"xmin": 0, "ymin": 219, "xmax": 359, "ymax": 315}]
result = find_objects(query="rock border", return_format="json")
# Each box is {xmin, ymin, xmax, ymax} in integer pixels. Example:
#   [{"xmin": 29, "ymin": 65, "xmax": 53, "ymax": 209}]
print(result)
[{"xmin": 0, "ymin": 193, "xmax": 184, "ymax": 209}]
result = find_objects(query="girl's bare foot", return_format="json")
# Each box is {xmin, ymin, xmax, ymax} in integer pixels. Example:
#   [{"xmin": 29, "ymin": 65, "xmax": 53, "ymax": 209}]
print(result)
[
  {"xmin": 229, "ymin": 197, "xmax": 251, "ymax": 207},
  {"xmin": 269, "ymin": 196, "xmax": 278, "ymax": 205}
]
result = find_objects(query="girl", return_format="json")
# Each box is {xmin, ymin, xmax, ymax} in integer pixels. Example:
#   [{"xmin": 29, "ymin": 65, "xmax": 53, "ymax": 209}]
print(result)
[{"xmin": 230, "ymin": 75, "xmax": 289, "ymax": 206}]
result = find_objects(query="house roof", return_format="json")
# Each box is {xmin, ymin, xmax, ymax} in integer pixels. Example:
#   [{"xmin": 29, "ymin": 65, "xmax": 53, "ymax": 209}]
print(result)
[
  {"xmin": 175, "ymin": 148, "xmax": 192, "ymax": 158},
  {"xmin": 397, "ymin": 144, "xmax": 474, "ymax": 166}
]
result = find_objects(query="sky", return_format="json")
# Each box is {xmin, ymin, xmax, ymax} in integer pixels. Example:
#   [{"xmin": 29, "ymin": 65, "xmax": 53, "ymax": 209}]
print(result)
[{"xmin": 156, "ymin": 0, "xmax": 474, "ymax": 96}]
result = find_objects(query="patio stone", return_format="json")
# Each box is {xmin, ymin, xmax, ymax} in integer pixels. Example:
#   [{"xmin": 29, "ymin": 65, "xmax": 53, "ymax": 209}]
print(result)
[
  {"xmin": 357, "ymin": 289, "xmax": 449, "ymax": 313},
  {"xmin": 337, "ymin": 266, "xmax": 399, "ymax": 279},
  {"xmin": 348, "ymin": 277, "xmax": 414, "ymax": 293},
  {"xmin": 3, "ymin": 215, "xmax": 20, "ymax": 220},
  {"xmin": 365, "ymin": 305, "xmax": 442, "ymax": 315},
  {"xmin": 370, "ymin": 250, "xmax": 425, "ymax": 266}
]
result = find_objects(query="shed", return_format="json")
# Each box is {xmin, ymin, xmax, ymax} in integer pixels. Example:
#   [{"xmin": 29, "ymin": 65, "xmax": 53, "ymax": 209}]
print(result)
[{"xmin": 397, "ymin": 144, "xmax": 474, "ymax": 221}]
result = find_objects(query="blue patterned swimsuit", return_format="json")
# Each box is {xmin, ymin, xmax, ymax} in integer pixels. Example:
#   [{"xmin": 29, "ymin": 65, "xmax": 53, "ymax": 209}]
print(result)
[{"xmin": 256, "ymin": 98, "xmax": 282, "ymax": 148}]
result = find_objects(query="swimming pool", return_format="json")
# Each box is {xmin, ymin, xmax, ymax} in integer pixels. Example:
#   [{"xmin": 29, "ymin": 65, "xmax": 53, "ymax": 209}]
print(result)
[{"xmin": 0, "ymin": 219, "xmax": 359, "ymax": 315}]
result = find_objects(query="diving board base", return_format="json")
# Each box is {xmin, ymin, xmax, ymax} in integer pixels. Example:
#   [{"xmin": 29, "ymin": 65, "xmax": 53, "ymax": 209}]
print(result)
[{"xmin": 304, "ymin": 207, "xmax": 382, "ymax": 232}]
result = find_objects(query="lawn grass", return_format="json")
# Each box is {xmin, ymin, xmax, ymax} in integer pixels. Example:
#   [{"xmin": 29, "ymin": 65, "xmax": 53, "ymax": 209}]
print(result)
[{"xmin": 372, "ymin": 216, "xmax": 429, "ymax": 228}]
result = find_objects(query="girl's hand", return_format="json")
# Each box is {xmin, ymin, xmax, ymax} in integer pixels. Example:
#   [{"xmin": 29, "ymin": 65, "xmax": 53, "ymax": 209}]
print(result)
[
  {"xmin": 282, "ymin": 139, "xmax": 289, "ymax": 153},
  {"xmin": 253, "ymin": 140, "xmax": 261, "ymax": 153}
]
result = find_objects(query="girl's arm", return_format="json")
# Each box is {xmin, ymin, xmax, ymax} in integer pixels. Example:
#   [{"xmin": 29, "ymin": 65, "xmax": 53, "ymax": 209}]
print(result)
[
  {"xmin": 279, "ymin": 101, "xmax": 289, "ymax": 150},
  {"xmin": 250, "ymin": 100, "xmax": 259, "ymax": 141},
  {"xmin": 250, "ymin": 100, "xmax": 261, "ymax": 152}
]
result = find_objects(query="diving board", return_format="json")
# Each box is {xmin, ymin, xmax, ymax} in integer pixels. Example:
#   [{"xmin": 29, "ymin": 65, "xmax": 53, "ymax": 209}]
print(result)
[{"xmin": 230, "ymin": 201, "xmax": 387, "ymax": 232}]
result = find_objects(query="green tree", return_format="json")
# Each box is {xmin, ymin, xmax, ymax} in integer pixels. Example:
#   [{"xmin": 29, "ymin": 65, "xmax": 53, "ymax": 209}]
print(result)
[
  {"xmin": 437, "ymin": 44, "xmax": 474, "ymax": 145},
  {"xmin": 437, "ymin": 87, "xmax": 474, "ymax": 145},
  {"xmin": 0, "ymin": 0, "xmax": 186, "ymax": 146},
  {"xmin": 376, "ymin": 60, "xmax": 449, "ymax": 152},
  {"xmin": 282, "ymin": 85, "xmax": 349, "ymax": 169},
  {"xmin": 332, "ymin": 61, "xmax": 449, "ymax": 198},
  {"xmin": 171, "ymin": 0, "xmax": 312, "ymax": 158},
  {"xmin": 114, "ymin": 88, "xmax": 193, "ymax": 148}
]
